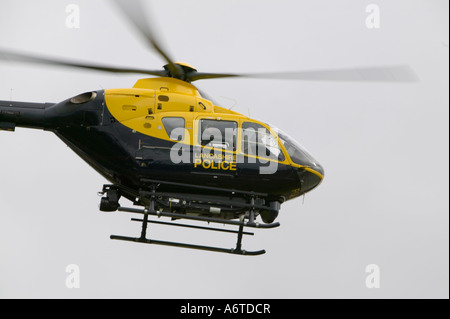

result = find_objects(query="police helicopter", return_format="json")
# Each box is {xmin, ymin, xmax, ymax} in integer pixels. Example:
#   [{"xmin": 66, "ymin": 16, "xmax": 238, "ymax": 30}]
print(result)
[{"xmin": 0, "ymin": 0, "xmax": 417, "ymax": 255}]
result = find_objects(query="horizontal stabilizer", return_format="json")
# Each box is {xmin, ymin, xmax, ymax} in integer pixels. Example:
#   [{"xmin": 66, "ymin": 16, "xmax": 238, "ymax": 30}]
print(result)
[{"xmin": 0, "ymin": 121, "xmax": 15, "ymax": 131}]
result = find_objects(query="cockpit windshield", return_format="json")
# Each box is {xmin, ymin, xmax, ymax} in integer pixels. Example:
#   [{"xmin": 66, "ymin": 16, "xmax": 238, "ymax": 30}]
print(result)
[
  {"xmin": 265, "ymin": 122, "xmax": 324, "ymax": 175},
  {"xmin": 277, "ymin": 130, "xmax": 318, "ymax": 166}
]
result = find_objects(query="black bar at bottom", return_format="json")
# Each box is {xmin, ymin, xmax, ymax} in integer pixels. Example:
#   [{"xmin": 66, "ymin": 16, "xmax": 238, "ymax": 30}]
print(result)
[{"xmin": 110, "ymin": 235, "xmax": 266, "ymax": 256}]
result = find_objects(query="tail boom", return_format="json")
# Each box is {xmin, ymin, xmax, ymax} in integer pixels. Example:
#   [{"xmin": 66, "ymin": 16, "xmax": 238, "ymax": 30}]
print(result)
[{"xmin": 0, "ymin": 100, "xmax": 54, "ymax": 131}]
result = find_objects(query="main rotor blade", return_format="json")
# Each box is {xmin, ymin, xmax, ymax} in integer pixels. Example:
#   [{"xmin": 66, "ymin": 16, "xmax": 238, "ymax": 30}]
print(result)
[
  {"xmin": 0, "ymin": 49, "xmax": 168, "ymax": 76},
  {"xmin": 188, "ymin": 65, "xmax": 418, "ymax": 83},
  {"xmin": 112, "ymin": 0, "xmax": 180, "ymax": 77}
]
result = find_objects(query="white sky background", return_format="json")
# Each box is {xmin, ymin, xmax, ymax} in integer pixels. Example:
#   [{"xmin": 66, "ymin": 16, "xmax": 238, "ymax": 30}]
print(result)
[{"xmin": 0, "ymin": 0, "xmax": 448, "ymax": 298}]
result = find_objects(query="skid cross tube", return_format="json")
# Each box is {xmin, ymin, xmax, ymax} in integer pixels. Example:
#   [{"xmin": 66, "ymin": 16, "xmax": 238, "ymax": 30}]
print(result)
[
  {"xmin": 131, "ymin": 218, "xmax": 255, "ymax": 236},
  {"xmin": 139, "ymin": 190, "xmax": 279, "ymax": 213},
  {"xmin": 118, "ymin": 207, "xmax": 280, "ymax": 229}
]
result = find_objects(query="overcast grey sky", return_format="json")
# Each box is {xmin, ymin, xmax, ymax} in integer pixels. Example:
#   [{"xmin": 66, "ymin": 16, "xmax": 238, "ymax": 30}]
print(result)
[{"xmin": 0, "ymin": 0, "xmax": 448, "ymax": 299}]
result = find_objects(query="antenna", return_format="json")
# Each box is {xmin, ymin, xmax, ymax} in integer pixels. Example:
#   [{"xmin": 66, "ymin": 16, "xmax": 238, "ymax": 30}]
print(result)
[{"xmin": 218, "ymin": 96, "xmax": 237, "ymax": 110}]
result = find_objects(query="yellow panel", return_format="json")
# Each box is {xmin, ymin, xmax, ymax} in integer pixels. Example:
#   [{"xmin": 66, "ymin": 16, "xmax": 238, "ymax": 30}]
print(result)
[
  {"xmin": 133, "ymin": 77, "xmax": 201, "ymax": 96},
  {"xmin": 105, "ymin": 88, "xmax": 195, "ymax": 143},
  {"xmin": 105, "ymin": 78, "xmax": 208, "ymax": 142},
  {"xmin": 155, "ymin": 92, "xmax": 197, "ymax": 113},
  {"xmin": 105, "ymin": 88, "xmax": 155, "ymax": 122},
  {"xmin": 196, "ymin": 97, "xmax": 213, "ymax": 113}
]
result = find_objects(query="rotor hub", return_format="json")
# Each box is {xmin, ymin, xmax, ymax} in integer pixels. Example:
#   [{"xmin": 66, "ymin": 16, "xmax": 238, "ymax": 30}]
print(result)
[{"xmin": 163, "ymin": 62, "xmax": 197, "ymax": 82}]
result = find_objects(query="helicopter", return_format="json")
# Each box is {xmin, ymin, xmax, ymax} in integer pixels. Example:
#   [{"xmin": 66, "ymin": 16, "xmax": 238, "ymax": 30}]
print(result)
[{"xmin": 0, "ymin": 0, "xmax": 417, "ymax": 255}]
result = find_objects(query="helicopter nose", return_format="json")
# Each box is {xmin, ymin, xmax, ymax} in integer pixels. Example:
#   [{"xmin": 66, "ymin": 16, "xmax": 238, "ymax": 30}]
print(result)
[
  {"xmin": 309, "ymin": 160, "xmax": 325, "ymax": 177},
  {"xmin": 296, "ymin": 162, "xmax": 324, "ymax": 194}
]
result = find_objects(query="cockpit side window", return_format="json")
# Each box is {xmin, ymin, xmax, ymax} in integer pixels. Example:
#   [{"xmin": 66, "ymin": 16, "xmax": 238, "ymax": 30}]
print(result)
[
  {"xmin": 199, "ymin": 119, "xmax": 237, "ymax": 151},
  {"xmin": 162, "ymin": 117, "xmax": 185, "ymax": 141},
  {"xmin": 241, "ymin": 122, "xmax": 285, "ymax": 162}
]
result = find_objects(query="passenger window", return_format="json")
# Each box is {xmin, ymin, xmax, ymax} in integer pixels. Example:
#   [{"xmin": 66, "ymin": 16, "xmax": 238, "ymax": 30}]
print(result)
[
  {"xmin": 242, "ymin": 122, "xmax": 284, "ymax": 161},
  {"xmin": 162, "ymin": 117, "xmax": 185, "ymax": 141},
  {"xmin": 200, "ymin": 119, "xmax": 237, "ymax": 151}
]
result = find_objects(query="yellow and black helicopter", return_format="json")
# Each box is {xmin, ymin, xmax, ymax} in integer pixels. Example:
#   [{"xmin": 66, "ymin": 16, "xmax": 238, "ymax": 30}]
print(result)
[{"xmin": 0, "ymin": 1, "xmax": 416, "ymax": 255}]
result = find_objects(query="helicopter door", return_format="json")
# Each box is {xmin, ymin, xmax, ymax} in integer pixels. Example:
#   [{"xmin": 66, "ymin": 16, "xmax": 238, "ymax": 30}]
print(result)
[
  {"xmin": 191, "ymin": 117, "xmax": 238, "ymax": 177},
  {"xmin": 135, "ymin": 114, "xmax": 189, "ymax": 167},
  {"xmin": 239, "ymin": 121, "xmax": 286, "ymax": 176}
]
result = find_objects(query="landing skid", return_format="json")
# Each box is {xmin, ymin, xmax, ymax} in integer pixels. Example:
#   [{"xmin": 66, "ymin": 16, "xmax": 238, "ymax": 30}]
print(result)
[
  {"xmin": 105, "ymin": 182, "xmax": 280, "ymax": 256},
  {"xmin": 110, "ymin": 235, "xmax": 266, "ymax": 256}
]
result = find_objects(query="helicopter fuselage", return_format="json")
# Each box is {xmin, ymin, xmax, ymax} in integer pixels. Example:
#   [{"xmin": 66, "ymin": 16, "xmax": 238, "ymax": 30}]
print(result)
[{"xmin": 0, "ymin": 77, "xmax": 323, "ymax": 222}]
